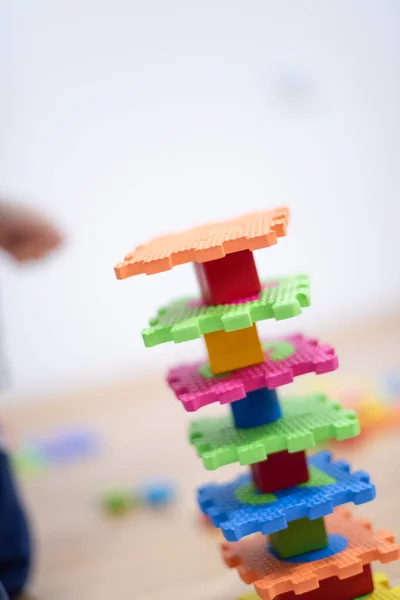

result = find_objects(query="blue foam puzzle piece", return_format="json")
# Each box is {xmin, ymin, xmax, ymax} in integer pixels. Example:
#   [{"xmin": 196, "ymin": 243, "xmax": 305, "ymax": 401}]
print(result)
[
  {"xmin": 0, "ymin": 449, "xmax": 31, "ymax": 597},
  {"xmin": 268, "ymin": 533, "xmax": 348, "ymax": 563},
  {"xmin": 197, "ymin": 450, "xmax": 376, "ymax": 542},
  {"xmin": 230, "ymin": 388, "xmax": 281, "ymax": 429}
]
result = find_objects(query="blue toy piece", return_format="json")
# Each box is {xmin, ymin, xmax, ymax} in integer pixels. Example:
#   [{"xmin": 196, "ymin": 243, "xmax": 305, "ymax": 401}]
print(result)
[
  {"xmin": 230, "ymin": 388, "xmax": 281, "ymax": 429},
  {"xmin": 0, "ymin": 448, "xmax": 31, "ymax": 598},
  {"xmin": 140, "ymin": 479, "xmax": 176, "ymax": 508},
  {"xmin": 36, "ymin": 427, "xmax": 100, "ymax": 464},
  {"xmin": 197, "ymin": 450, "xmax": 376, "ymax": 542}
]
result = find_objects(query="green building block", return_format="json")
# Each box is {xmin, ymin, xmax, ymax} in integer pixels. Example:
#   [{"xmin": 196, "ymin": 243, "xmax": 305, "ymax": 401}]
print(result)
[
  {"xmin": 270, "ymin": 516, "xmax": 329, "ymax": 559},
  {"xmin": 189, "ymin": 394, "xmax": 360, "ymax": 470},
  {"xmin": 101, "ymin": 488, "xmax": 139, "ymax": 515},
  {"xmin": 142, "ymin": 275, "xmax": 311, "ymax": 347}
]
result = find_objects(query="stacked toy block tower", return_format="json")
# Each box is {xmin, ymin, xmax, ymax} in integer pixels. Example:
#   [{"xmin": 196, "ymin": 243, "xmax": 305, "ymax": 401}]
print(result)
[{"xmin": 115, "ymin": 208, "xmax": 400, "ymax": 600}]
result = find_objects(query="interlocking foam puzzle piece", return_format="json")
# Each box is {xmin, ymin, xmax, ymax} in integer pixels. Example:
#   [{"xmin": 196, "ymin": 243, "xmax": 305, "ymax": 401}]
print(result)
[
  {"xmin": 250, "ymin": 450, "xmax": 309, "ymax": 493},
  {"xmin": 231, "ymin": 389, "xmax": 282, "ymax": 429},
  {"xmin": 360, "ymin": 573, "xmax": 400, "ymax": 599},
  {"xmin": 270, "ymin": 517, "xmax": 328, "ymax": 559},
  {"xmin": 142, "ymin": 275, "xmax": 311, "ymax": 347},
  {"xmin": 197, "ymin": 450, "xmax": 375, "ymax": 541},
  {"xmin": 239, "ymin": 573, "xmax": 400, "ymax": 600},
  {"xmin": 167, "ymin": 335, "xmax": 338, "ymax": 411},
  {"xmin": 204, "ymin": 325, "xmax": 264, "ymax": 375},
  {"xmin": 189, "ymin": 395, "xmax": 360, "ymax": 470},
  {"xmin": 222, "ymin": 509, "xmax": 399, "ymax": 600},
  {"xmin": 114, "ymin": 207, "xmax": 289, "ymax": 279},
  {"xmin": 194, "ymin": 249, "xmax": 261, "ymax": 305}
]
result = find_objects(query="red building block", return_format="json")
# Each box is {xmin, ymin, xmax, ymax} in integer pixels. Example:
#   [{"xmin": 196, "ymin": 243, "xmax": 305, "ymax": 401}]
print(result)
[
  {"xmin": 194, "ymin": 249, "xmax": 261, "ymax": 305},
  {"xmin": 276, "ymin": 564, "xmax": 374, "ymax": 600},
  {"xmin": 251, "ymin": 450, "xmax": 310, "ymax": 493}
]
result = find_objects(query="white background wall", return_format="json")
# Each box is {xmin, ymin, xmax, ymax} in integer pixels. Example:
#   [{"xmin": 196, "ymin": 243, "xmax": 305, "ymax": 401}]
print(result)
[{"xmin": 0, "ymin": 0, "xmax": 399, "ymax": 397}]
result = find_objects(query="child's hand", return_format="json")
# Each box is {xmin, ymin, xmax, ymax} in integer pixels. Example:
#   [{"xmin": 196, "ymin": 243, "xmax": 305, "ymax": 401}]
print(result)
[{"xmin": 0, "ymin": 202, "xmax": 63, "ymax": 262}]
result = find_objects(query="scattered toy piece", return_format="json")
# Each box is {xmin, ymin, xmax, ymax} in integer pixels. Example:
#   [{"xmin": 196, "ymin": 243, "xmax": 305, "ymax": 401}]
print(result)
[
  {"xmin": 140, "ymin": 479, "xmax": 176, "ymax": 508},
  {"xmin": 101, "ymin": 489, "xmax": 139, "ymax": 516},
  {"xmin": 12, "ymin": 426, "xmax": 102, "ymax": 477},
  {"xmin": 101, "ymin": 478, "xmax": 177, "ymax": 516}
]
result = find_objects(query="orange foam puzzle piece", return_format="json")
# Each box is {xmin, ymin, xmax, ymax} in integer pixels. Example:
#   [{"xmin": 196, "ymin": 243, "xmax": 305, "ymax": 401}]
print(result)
[
  {"xmin": 114, "ymin": 207, "xmax": 289, "ymax": 279},
  {"xmin": 222, "ymin": 509, "xmax": 399, "ymax": 600}
]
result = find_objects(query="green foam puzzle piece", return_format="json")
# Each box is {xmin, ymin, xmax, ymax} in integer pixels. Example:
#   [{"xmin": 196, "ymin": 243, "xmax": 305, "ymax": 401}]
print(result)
[
  {"xmin": 300, "ymin": 466, "xmax": 336, "ymax": 488},
  {"xmin": 235, "ymin": 466, "xmax": 336, "ymax": 506},
  {"xmin": 189, "ymin": 394, "xmax": 360, "ymax": 470},
  {"xmin": 142, "ymin": 275, "xmax": 311, "ymax": 347},
  {"xmin": 235, "ymin": 483, "xmax": 277, "ymax": 505},
  {"xmin": 270, "ymin": 516, "xmax": 329, "ymax": 558}
]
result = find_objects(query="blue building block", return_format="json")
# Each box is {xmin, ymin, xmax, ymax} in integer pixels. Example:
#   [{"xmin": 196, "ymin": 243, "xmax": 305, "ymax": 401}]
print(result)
[
  {"xmin": 230, "ymin": 388, "xmax": 281, "ymax": 429},
  {"xmin": 197, "ymin": 450, "xmax": 376, "ymax": 542},
  {"xmin": 140, "ymin": 479, "xmax": 176, "ymax": 508},
  {"xmin": 0, "ymin": 449, "xmax": 31, "ymax": 598}
]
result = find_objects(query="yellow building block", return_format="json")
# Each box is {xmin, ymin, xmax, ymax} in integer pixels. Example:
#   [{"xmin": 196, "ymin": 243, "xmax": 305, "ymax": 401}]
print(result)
[{"xmin": 204, "ymin": 324, "xmax": 264, "ymax": 375}]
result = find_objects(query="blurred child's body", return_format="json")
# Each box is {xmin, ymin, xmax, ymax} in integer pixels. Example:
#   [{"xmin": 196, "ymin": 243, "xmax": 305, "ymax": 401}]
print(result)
[{"xmin": 0, "ymin": 202, "xmax": 62, "ymax": 598}]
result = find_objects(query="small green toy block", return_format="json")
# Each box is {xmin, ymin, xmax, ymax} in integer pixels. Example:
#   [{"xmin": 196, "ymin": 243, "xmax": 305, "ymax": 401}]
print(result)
[
  {"xmin": 189, "ymin": 394, "xmax": 360, "ymax": 470},
  {"xmin": 101, "ymin": 489, "xmax": 139, "ymax": 515},
  {"xmin": 142, "ymin": 275, "xmax": 311, "ymax": 347},
  {"xmin": 269, "ymin": 516, "xmax": 329, "ymax": 559}
]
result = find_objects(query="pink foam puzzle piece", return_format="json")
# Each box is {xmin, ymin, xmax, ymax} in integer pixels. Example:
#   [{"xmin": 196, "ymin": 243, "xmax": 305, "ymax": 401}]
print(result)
[{"xmin": 167, "ymin": 334, "xmax": 338, "ymax": 412}]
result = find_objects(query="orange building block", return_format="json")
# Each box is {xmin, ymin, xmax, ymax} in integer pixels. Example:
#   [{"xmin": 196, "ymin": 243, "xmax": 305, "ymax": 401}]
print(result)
[
  {"xmin": 204, "ymin": 325, "xmax": 264, "ymax": 375},
  {"xmin": 114, "ymin": 207, "xmax": 289, "ymax": 279},
  {"xmin": 222, "ymin": 509, "xmax": 399, "ymax": 600}
]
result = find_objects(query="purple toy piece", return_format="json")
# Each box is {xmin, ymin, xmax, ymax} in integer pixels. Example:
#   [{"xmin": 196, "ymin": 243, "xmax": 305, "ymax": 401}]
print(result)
[{"xmin": 167, "ymin": 334, "xmax": 338, "ymax": 412}]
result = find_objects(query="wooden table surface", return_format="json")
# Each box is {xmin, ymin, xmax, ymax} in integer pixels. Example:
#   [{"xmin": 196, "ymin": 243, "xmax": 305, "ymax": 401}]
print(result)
[{"xmin": 3, "ymin": 312, "xmax": 400, "ymax": 600}]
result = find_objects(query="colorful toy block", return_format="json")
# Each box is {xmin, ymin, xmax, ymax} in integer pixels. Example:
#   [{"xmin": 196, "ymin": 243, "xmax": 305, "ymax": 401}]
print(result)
[
  {"xmin": 167, "ymin": 334, "xmax": 338, "ymax": 411},
  {"xmin": 115, "ymin": 207, "xmax": 398, "ymax": 600},
  {"xmin": 250, "ymin": 450, "xmax": 309, "ymax": 493},
  {"xmin": 142, "ymin": 275, "xmax": 311, "ymax": 346},
  {"xmin": 204, "ymin": 325, "xmax": 264, "ymax": 374},
  {"xmin": 231, "ymin": 389, "xmax": 282, "ymax": 429},
  {"xmin": 222, "ymin": 509, "xmax": 399, "ymax": 600},
  {"xmin": 190, "ymin": 394, "xmax": 360, "ymax": 470},
  {"xmin": 197, "ymin": 451, "xmax": 375, "ymax": 541},
  {"xmin": 101, "ymin": 488, "xmax": 138, "ymax": 515},
  {"xmin": 140, "ymin": 479, "xmax": 176, "ymax": 508},
  {"xmin": 115, "ymin": 207, "xmax": 289, "ymax": 279},
  {"xmin": 194, "ymin": 249, "xmax": 262, "ymax": 305},
  {"xmin": 269, "ymin": 517, "xmax": 328, "ymax": 559}
]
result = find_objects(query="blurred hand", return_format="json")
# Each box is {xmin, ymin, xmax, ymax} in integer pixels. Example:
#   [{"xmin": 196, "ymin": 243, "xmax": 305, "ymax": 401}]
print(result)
[{"xmin": 0, "ymin": 202, "xmax": 63, "ymax": 262}]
